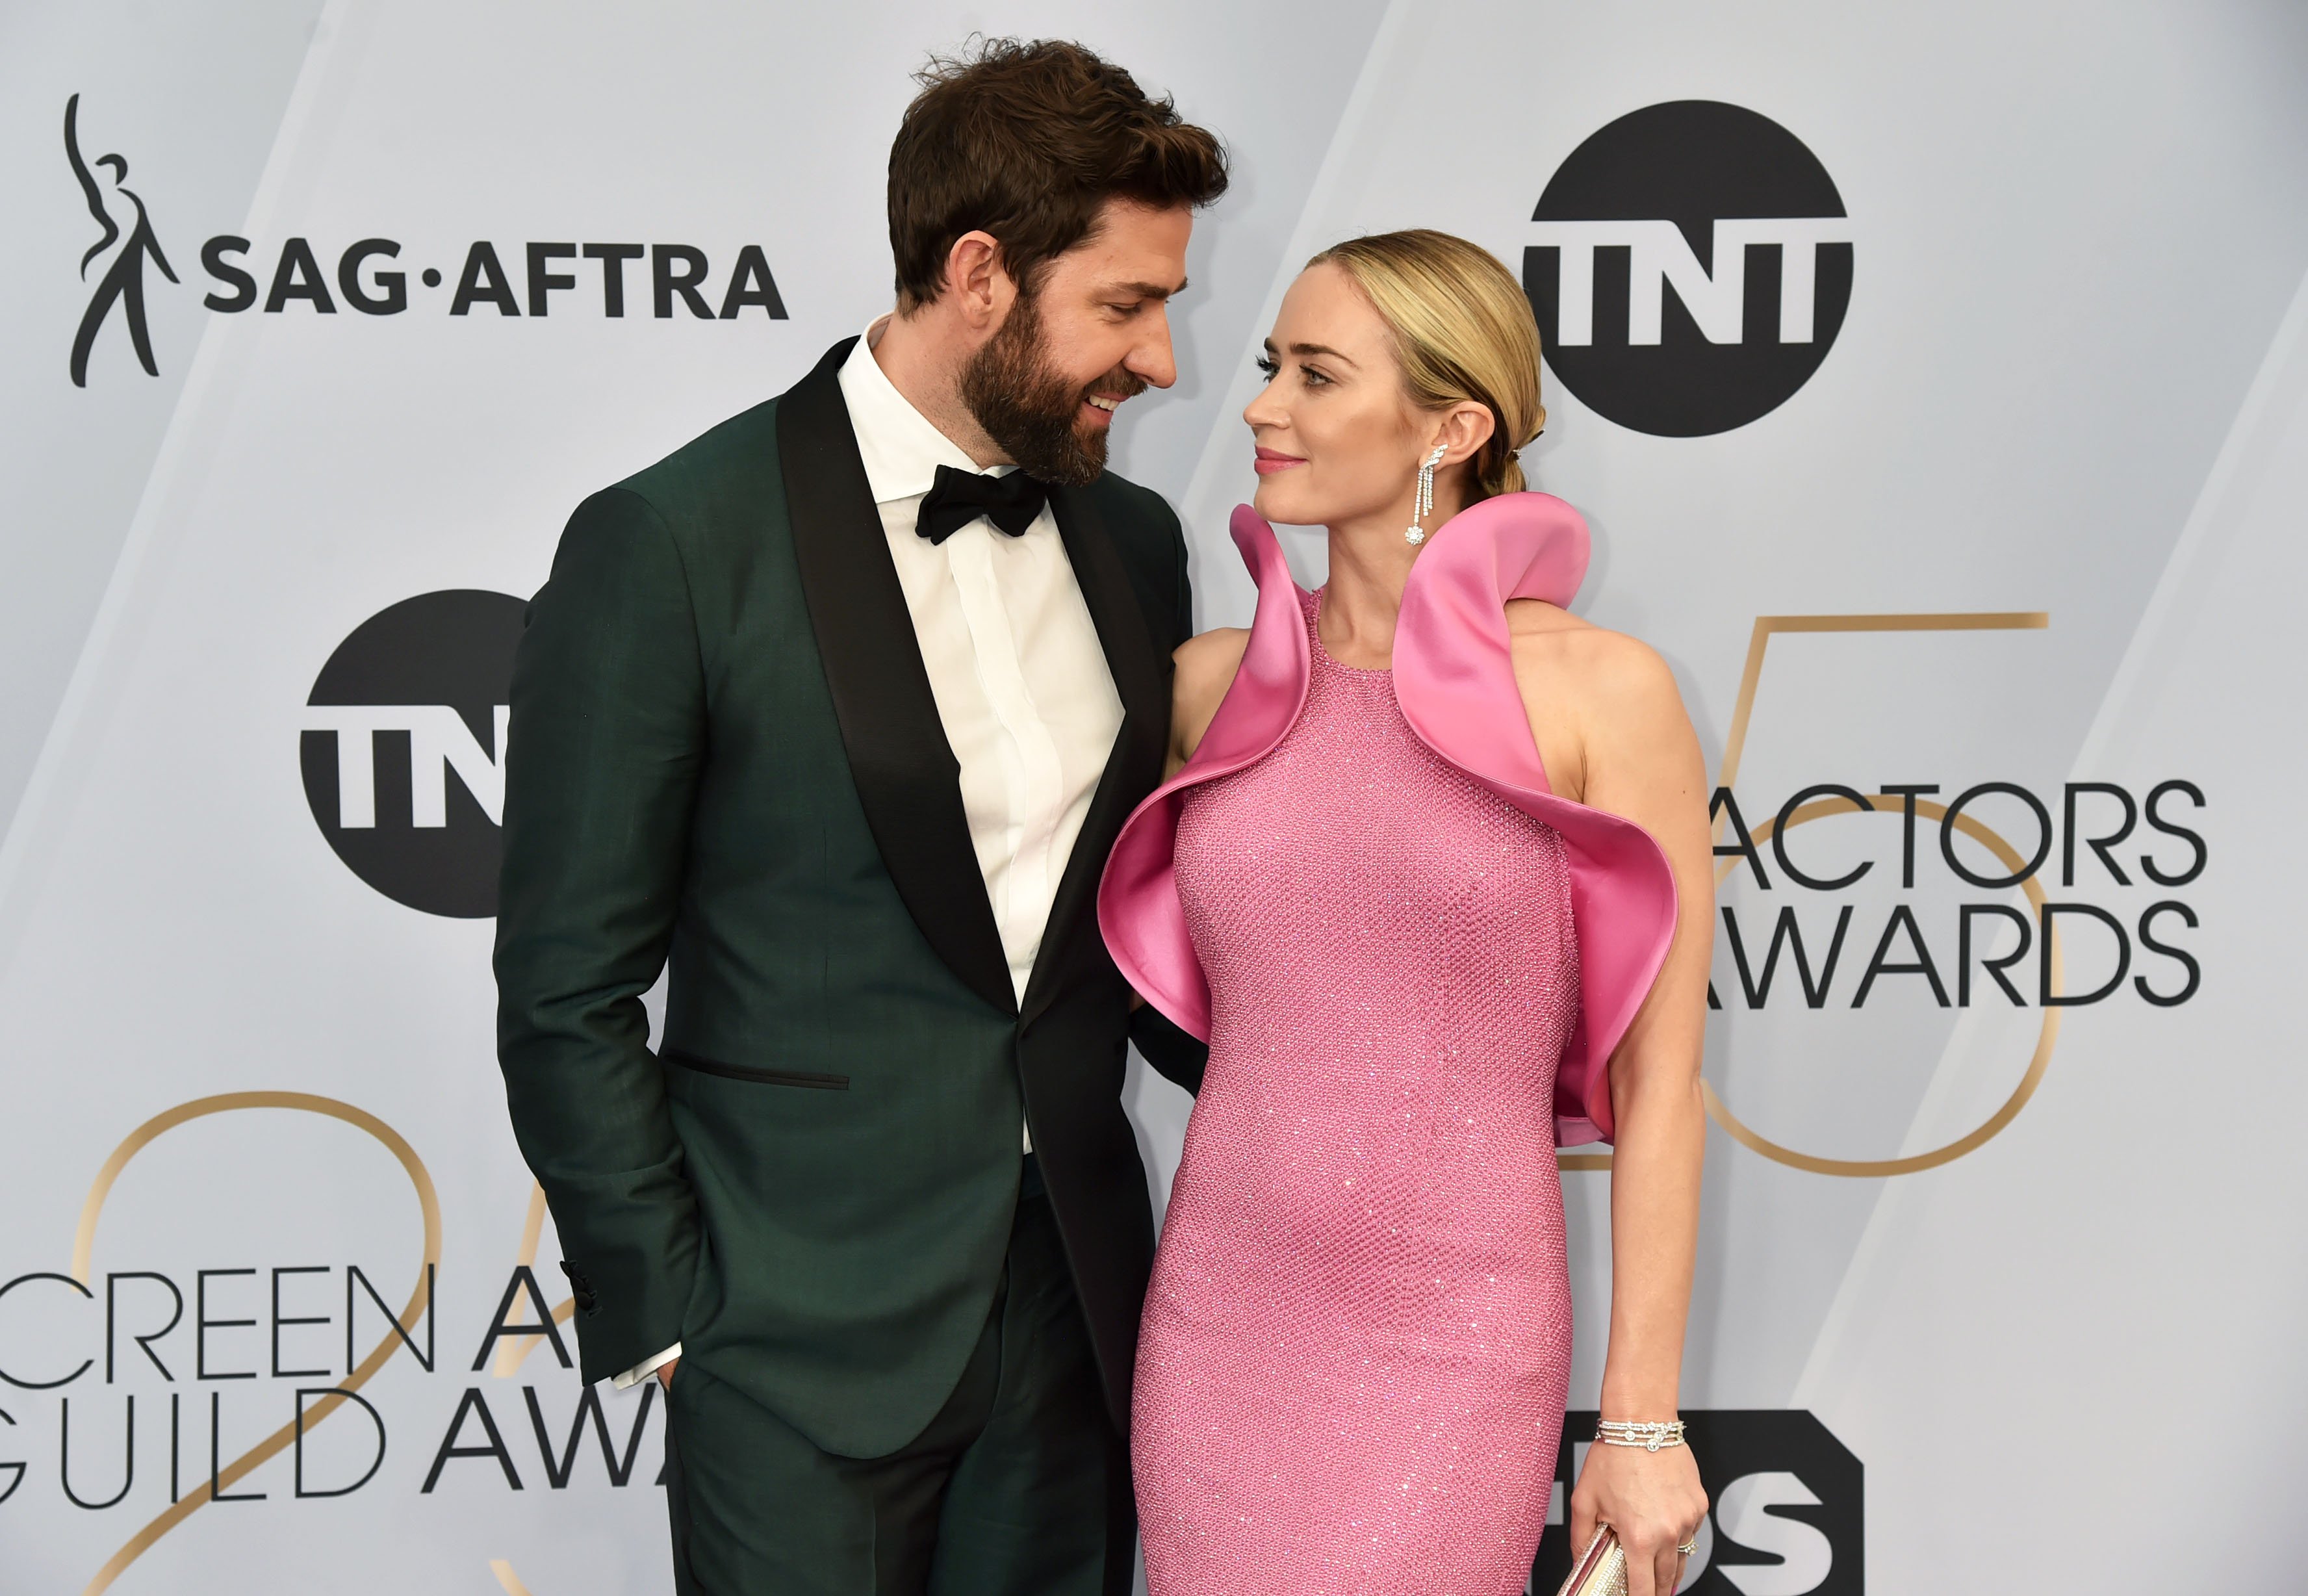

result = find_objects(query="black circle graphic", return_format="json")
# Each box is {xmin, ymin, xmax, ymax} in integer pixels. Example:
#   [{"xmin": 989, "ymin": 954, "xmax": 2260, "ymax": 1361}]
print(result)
[
  {"xmin": 300, "ymin": 589, "xmax": 526, "ymax": 918},
  {"xmin": 1524, "ymin": 101, "xmax": 1853, "ymax": 437}
]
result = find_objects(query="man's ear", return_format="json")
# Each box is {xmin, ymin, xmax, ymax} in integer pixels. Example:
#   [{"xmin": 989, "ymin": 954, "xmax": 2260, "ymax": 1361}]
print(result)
[{"xmin": 943, "ymin": 229, "xmax": 1015, "ymax": 333}]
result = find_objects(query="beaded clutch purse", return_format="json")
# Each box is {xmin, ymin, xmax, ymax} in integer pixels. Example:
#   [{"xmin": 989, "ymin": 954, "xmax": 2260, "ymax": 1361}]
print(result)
[{"xmin": 1554, "ymin": 1525, "xmax": 1628, "ymax": 1596}]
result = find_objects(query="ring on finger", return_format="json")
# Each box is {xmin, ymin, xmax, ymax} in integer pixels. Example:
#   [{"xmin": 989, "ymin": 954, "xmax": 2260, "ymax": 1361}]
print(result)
[{"xmin": 1676, "ymin": 1539, "xmax": 1699, "ymax": 1556}]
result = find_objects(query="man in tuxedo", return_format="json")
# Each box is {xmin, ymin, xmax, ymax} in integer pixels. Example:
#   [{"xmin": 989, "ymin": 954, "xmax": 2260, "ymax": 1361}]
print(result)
[{"xmin": 493, "ymin": 39, "xmax": 1223, "ymax": 1596}]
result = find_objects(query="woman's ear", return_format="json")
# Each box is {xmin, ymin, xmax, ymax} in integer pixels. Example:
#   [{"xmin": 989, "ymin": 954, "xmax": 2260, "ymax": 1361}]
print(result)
[{"xmin": 1434, "ymin": 400, "xmax": 1496, "ymax": 467}]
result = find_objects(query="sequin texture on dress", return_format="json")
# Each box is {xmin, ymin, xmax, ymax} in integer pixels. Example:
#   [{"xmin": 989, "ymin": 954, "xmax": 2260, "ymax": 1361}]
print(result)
[{"xmin": 1133, "ymin": 589, "xmax": 1582, "ymax": 1595}]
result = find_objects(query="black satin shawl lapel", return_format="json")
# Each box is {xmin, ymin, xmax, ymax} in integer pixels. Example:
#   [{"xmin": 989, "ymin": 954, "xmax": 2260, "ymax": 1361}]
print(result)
[
  {"xmin": 1023, "ymin": 483, "xmax": 1170, "ymax": 1025},
  {"xmin": 777, "ymin": 339, "xmax": 1016, "ymax": 1016}
]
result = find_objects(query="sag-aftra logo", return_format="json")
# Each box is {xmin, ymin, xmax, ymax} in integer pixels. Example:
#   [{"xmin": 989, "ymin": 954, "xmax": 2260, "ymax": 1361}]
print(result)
[{"xmin": 62, "ymin": 94, "xmax": 790, "ymax": 388}]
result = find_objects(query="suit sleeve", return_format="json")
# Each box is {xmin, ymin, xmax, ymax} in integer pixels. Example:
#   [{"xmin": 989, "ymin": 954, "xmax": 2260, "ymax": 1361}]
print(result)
[
  {"xmin": 1131, "ymin": 1005, "xmax": 1206, "ymax": 1096},
  {"xmin": 1166, "ymin": 494, "xmax": 1196, "ymax": 652},
  {"xmin": 1129, "ymin": 495, "xmax": 1209, "ymax": 1096},
  {"xmin": 494, "ymin": 486, "xmax": 705, "ymax": 1384}
]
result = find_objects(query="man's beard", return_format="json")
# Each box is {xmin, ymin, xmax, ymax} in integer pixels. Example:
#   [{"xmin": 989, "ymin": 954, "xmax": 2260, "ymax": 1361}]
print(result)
[{"xmin": 958, "ymin": 290, "xmax": 1146, "ymax": 487}]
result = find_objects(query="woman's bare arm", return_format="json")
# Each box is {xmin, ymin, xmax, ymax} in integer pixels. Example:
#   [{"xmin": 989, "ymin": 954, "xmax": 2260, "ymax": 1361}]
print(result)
[
  {"xmin": 1123, "ymin": 627, "xmax": 1250, "ymax": 1013},
  {"xmin": 1167, "ymin": 627, "xmax": 1250, "ymax": 778},
  {"xmin": 1512, "ymin": 616, "xmax": 1713, "ymax": 1596},
  {"xmin": 1577, "ymin": 635, "xmax": 1712, "ymax": 1424}
]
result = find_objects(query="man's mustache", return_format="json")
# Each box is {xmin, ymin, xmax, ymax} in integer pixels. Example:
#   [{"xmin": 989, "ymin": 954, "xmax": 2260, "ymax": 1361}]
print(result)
[{"xmin": 1083, "ymin": 367, "xmax": 1149, "ymax": 403}]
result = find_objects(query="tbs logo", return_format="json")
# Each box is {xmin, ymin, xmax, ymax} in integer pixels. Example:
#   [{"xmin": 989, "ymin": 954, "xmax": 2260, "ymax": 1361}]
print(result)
[
  {"xmin": 300, "ymin": 591, "xmax": 527, "ymax": 918},
  {"xmin": 1532, "ymin": 1410, "xmax": 1861, "ymax": 1595},
  {"xmin": 1524, "ymin": 101, "xmax": 1854, "ymax": 437}
]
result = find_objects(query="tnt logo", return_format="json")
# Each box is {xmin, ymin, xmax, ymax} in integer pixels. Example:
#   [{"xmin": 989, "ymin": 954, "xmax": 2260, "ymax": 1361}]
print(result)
[
  {"xmin": 300, "ymin": 590, "xmax": 527, "ymax": 918},
  {"xmin": 1524, "ymin": 101, "xmax": 1853, "ymax": 437},
  {"xmin": 1532, "ymin": 1410, "xmax": 1862, "ymax": 1594}
]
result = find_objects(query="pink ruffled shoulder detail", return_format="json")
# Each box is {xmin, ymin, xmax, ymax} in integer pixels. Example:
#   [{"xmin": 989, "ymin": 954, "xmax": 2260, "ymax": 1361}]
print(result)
[{"xmin": 1097, "ymin": 495, "xmax": 1678, "ymax": 1145}]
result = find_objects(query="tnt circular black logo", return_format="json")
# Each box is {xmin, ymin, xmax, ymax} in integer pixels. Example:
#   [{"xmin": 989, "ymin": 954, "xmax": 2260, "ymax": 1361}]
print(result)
[
  {"xmin": 1524, "ymin": 101, "xmax": 1853, "ymax": 437},
  {"xmin": 300, "ymin": 590, "xmax": 526, "ymax": 918}
]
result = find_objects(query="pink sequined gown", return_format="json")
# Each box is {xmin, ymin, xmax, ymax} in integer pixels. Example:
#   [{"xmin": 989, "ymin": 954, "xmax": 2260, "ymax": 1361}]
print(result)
[{"xmin": 1133, "ymin": 590, "xmax": 1580, "ymax": 1595}]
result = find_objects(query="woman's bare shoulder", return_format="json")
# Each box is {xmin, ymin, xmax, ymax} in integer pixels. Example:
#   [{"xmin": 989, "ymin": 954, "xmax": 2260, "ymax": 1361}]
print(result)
[
  {"xmin": 1170, "ymin": 627, "xmax": 1251, "ymax": 769},
  {"xmin": 1175, "ymin": 626, "xmax": 1252, "ymax": 680},
  {"xmin": 1504, "ymin": 601, "xmax": 1685, "ymax": 723}
]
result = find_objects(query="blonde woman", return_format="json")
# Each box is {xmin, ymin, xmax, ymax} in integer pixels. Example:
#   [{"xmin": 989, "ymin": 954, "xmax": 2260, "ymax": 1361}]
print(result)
[{"xmin": 1099, "ymin": 232, "xmax": 1713, "ymax": 1596}]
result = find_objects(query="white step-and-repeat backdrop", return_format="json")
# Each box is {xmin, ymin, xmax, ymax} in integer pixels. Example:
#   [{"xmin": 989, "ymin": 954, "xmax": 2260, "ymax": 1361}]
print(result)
[{"xmin": 3, "ymin": 3, "xmax": 2305, "ymax": 1592}]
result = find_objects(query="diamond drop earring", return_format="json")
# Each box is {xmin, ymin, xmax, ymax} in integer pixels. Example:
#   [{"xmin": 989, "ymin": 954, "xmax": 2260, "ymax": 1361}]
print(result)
[{"xmin": 1405, "ymin": 444, "xmax": 1447, "ymax": 547}]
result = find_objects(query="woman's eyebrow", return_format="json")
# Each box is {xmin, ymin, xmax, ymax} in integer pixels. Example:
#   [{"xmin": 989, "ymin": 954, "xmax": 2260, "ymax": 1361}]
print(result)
[{"xmin": 1262, "ymin": 337, "xmax": 1359, "ymax": 367}]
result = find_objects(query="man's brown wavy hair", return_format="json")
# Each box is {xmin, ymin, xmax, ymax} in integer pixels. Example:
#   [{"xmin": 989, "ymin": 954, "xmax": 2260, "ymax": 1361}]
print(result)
[{"xmin": 889, "ymin": 39, "xmax": 1229, "ymax": 310}]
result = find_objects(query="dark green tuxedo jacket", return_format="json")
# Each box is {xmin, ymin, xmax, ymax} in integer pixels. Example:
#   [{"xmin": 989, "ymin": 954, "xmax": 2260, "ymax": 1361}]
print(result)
[{"xmin": 494, "ymin": 339, "xmax": 1204, "ymax": 1459}]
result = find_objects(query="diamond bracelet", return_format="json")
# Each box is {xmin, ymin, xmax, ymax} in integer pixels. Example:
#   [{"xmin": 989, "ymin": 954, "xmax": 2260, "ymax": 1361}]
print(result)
[{"xmin": 1595, "ymin": 1419, "xmax": 1687, "ymax": 1452}]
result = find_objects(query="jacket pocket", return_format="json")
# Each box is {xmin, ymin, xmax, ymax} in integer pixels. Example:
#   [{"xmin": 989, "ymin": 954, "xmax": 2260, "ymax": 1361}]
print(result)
[{"xmin": 660, "ymin": 1048, "xmax": 849, "ymax": 1091}]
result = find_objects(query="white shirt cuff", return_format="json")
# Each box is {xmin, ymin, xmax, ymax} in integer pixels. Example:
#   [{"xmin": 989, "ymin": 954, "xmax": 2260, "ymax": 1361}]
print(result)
[{"xmin": 613, "ymin": 1341, "xmax": 682, "ymax": 1389}]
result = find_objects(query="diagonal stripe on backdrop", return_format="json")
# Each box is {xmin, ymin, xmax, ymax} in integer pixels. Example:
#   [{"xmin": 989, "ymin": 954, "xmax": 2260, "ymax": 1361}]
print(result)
[{"xmin": 0, "ymin": 0, "xmax": 356, "ymax": 972}]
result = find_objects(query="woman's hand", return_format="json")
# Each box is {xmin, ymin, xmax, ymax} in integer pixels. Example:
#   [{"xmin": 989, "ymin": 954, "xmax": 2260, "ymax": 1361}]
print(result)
[{"xmin": 1569, "ymin": 1440, "xmax": 1707, "ymax": 1596}]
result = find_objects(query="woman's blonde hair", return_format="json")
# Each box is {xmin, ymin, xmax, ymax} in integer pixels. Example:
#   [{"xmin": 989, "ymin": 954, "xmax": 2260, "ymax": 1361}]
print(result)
[{"xmin": 1307, "ymin": 229, "xmax": 1546, "ymax": 499}]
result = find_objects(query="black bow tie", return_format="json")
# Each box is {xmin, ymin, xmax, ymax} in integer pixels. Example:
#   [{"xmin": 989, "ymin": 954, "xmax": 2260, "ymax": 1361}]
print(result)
[{"xmin": 914, "ymin": 464, "xmax": 1049, "ymax": 545}]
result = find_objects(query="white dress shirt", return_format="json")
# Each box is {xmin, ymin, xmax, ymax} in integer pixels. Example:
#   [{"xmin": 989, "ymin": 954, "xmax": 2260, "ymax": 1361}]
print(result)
[{"xmin": 616, "ymin": 322, "xmax": 1124, "ymax": 1388}]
